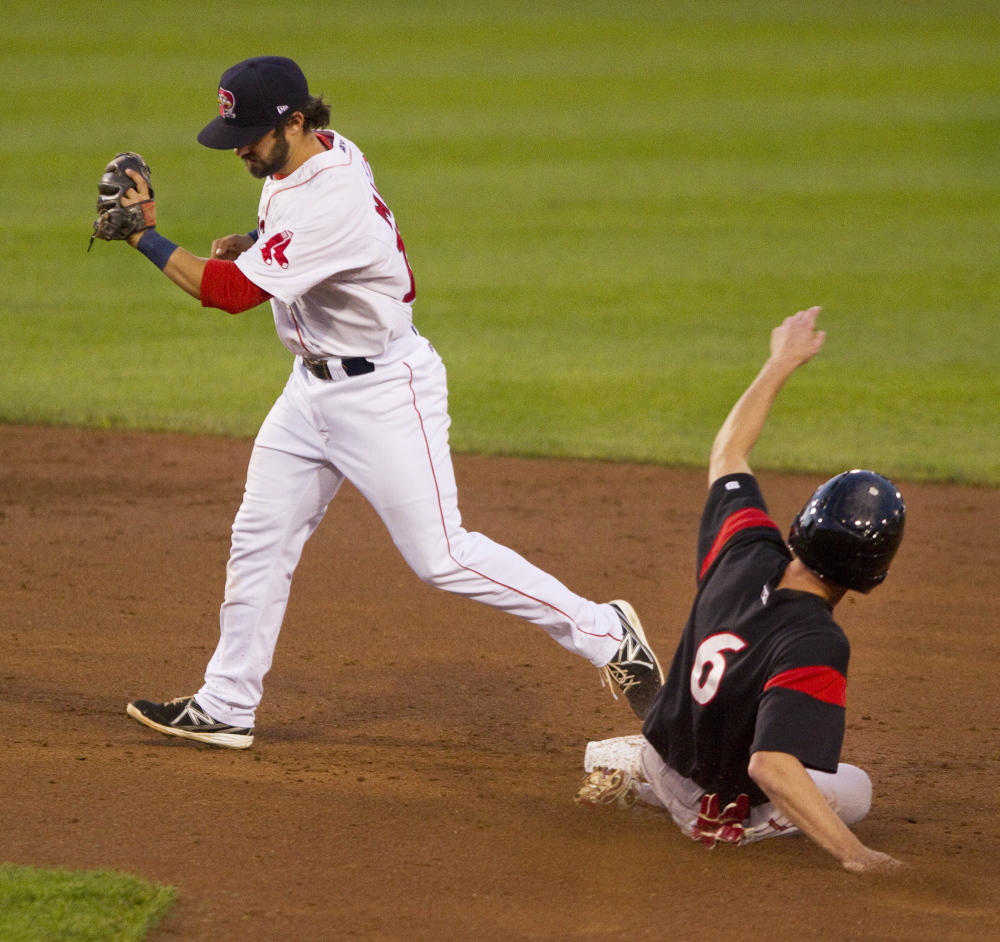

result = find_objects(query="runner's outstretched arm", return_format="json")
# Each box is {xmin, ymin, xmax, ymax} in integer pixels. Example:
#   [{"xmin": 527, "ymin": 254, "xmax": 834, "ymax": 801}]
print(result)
[
  {"xmin": 748, "ymin": 751, "xmax": 901, "ymax": 873},
  {"xmin": 708, "ymin": 307, "xmax": 826, "ymax": 487}
]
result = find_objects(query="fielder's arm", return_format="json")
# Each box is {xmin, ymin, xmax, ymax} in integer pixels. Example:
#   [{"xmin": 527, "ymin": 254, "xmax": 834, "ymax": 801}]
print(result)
[
  {"xmin": 119, "ymin": 169, "xmax": 203, "ymax": 298},
  {"xmin": 748, "ymin": 750, "xmax": 900, "ymax": 873},
  {"xmin": 708, "ymin": 308, "xmax": 826, "ymax": 487},
  {"xmin": 121, "ymin": 170, "xmax": 267, "ymax": 311}
]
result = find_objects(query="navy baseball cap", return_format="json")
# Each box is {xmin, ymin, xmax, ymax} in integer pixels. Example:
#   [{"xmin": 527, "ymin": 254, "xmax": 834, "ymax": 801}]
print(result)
[{"xmin": 198, "ymin": 56, "xmax": 311, "ymax": 149}]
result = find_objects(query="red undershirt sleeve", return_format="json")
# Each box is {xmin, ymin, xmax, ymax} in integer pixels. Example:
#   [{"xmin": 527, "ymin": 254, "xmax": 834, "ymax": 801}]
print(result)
[{"xmin": 200, "ymin": 258, "xmax": 272, "ymax": 314}]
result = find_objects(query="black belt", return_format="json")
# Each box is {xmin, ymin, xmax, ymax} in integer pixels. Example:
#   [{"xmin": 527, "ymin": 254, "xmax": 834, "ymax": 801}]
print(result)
[{"xmin": 302, "ymin": 356, "xmax": 375, "ymax": 380}]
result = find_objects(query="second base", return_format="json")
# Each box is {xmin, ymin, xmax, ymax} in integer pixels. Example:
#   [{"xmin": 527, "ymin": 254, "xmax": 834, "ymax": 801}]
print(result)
[{"xmin": 583, "ymin": 734, "xmax": 646, "ymax": 779}]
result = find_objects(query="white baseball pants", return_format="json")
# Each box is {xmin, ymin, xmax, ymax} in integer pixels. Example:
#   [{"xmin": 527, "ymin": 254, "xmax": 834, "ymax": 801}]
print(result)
[
  {"xmin": 197, "ymin": 330, "xmax": 623, "ymax": 727},
  {"xmin": 639, "ymin": 739, "xmax": 872, "ymax": 843}
]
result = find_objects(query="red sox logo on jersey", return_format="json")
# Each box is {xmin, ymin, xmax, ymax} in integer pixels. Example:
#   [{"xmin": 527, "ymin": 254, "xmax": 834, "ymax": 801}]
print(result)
[
  {"xmin": 260, "ymin": 230, "xmax": 293, "ymax": 268},
  {"xmin": 218, "ymin": 87, "xmax": 236, "ymax": 119}
]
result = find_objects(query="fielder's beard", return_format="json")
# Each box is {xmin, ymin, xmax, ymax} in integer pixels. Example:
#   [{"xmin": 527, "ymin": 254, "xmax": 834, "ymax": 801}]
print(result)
[{"xmin": 242, "ymin": 127, "xmax": 291, "ymax": 179}]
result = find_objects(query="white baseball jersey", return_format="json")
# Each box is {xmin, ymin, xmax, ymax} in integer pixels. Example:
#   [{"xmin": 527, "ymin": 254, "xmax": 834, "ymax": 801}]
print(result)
[
  {"xmin": 235, "ymin": 130, "xmax": 416, "ymax": 360},
  {"xmin": 193, "ymin": 126, "xmax": 627, "ymax": 732}
]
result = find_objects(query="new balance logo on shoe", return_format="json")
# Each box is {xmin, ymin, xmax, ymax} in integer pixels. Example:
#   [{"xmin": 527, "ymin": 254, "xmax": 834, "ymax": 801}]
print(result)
[
  {"xmin": 126, "ymin": 696, "xmax": 254, "ymax": 750},
  {"xmin": 598, "ymin": 601, "xmax": 664, "ymax": 719}
]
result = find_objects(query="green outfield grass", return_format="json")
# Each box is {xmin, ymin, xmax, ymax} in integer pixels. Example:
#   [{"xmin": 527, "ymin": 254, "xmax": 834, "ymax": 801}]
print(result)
[
  {"xmin": 0, "ymin": 865, "xmax": 174, "ymax": 942},
  {"xmin": 3, "ymin": 0, "xmax": 997, "ymax": 482}
]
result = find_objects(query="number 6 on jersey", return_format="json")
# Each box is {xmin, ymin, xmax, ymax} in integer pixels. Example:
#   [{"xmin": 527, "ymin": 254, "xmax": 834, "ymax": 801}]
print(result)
[{"xmin": 690, "ymin": 633, "xmax": 747, "ymax": 705}]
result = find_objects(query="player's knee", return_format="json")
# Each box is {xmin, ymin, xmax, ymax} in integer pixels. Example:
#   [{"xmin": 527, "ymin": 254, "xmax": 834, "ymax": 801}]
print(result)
[
  {"xmin": 832, "ymin": 763, "xmax": 872, "ymax": 826},
  {"xmin": 412, "ymin": 564, "xmax": 442, "ymax": 586},
  {"xmin": 397, "ymin": 531, "xmax": 481, "ymax": 588},
  {"xmin": 399, "ymin": 548, "xmax": 455, "ymax": 587},
  {"xmin": 419, "ymin": 565, "xmax": 466, "ymax": 590}
]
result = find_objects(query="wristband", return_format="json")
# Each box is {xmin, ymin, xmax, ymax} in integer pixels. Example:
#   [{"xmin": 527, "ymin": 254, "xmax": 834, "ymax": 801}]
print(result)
[
  {"xmin": 247, "ymin": 229, "xmax": 260, "ymax": 243},
  {"xmin": 135, "ymin": 230, "xmax": 179, "ymax": 271}
]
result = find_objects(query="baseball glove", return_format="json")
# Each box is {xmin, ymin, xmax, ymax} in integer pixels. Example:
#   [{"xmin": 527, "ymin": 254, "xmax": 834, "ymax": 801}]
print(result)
[{"xmin": 88, "ymin": 152, "xmax": 156, "ymax": 250}]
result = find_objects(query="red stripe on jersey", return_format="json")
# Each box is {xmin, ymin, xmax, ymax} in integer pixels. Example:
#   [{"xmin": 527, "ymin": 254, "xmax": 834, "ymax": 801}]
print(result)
[
  {"xmin": 763, "ymin": 665, "xmax": 847, "ymax": 707},
  {"xmin": 200, "ymin": 258, "xmax": 272, "ymax": 314},
  {"xmin": 699, "ymin": 508, "xmax": 780, "ymax": 580}
]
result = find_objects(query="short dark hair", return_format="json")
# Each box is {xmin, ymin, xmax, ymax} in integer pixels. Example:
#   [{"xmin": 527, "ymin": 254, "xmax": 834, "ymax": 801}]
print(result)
[{"xmin": 278, "ymin": 94, "xmax": 331, "ymax": 132}]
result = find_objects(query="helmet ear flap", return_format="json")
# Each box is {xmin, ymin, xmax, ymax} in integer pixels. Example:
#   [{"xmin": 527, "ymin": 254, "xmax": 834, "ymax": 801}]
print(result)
[{"xmin": 788, "ymin": 471, "xmax": 905, "ymax": 593}]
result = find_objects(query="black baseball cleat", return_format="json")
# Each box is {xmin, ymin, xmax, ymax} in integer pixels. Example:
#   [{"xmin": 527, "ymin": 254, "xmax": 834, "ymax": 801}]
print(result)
[
  {"xmin": 126, "ymin": 696, "xmax": 254, "ymax": 750},
  {"xmin": 598, "ymin": 601, "xmax": 664, "ymax": 719}
]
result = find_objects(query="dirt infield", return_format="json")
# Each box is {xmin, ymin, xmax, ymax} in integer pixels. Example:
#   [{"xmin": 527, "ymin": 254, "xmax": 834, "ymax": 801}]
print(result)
[{"xmin": 1, "ymin": 424, "xmax": 998, "ymax": 941}]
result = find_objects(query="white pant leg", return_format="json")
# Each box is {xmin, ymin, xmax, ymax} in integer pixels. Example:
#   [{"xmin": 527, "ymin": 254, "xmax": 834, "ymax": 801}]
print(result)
[
  {"xmin": 640, "ymin": 740, "xmax": 707, "ymax": 833},
  {"xmin": 744, "ymin": 763, "xmax": 872, "ymax": 843},
  {"xmin": 309, "ymin": 339, "xmax": 622, "ymax": 666},
  {"xmin": 638, "ymin": 740, "xmax": 872, "ymax": 843},
  {"xmin": 197, "ymin": 335, "xmax": 621, "ymax": 727},
  {"xmin": 197, "ymin": 380, "xmax": 344, "ymax": 727}
]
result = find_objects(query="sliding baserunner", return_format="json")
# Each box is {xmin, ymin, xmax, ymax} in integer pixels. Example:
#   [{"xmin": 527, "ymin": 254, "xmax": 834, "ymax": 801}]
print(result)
[{"xmin": 577, "ymin": 308, "xmax": 905, "ymax": 874}]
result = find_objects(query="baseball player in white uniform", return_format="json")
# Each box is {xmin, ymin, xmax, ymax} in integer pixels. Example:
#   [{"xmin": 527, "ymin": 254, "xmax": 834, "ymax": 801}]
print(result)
[{"xmin": 112, "ymin": 56, "xmax": 663, "ymax": 749}]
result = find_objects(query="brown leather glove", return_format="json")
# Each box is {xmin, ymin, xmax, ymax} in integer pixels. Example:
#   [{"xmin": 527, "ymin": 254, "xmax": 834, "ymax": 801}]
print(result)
[{"xmin": 89, "ymin": 152, "xmax": 156, "ymax": 249}]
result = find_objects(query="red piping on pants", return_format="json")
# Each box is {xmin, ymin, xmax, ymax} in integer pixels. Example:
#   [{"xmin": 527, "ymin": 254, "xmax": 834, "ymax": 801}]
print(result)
[{"xmin": 403, "ymin": 361, "xmax": 613, "ymax": 641}]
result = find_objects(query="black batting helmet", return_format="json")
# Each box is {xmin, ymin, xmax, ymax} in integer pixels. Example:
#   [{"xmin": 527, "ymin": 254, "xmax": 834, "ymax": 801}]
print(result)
[{"xmin": 788, "ymin": 470, "xmax": 905, "ymax": 593}]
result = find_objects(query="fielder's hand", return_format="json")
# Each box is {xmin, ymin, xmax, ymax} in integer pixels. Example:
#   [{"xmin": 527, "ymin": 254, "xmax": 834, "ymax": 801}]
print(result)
[
  {"xmin": 211, "ymin": 234, "xmax": 257, "ymax": 261},
  {"xmin": 89, "ymin": 152, "xmax": 156, "ymax": 250}
]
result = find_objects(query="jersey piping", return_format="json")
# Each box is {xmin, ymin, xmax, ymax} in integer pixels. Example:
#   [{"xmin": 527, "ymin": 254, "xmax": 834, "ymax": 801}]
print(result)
[
  {"xmin": 271, "ymin": 131, "xmax": 334, "ymax": 181},
  {"xmin": 403, "ymin": 361, "xmax": 612, "ymax": 641},
  {"xmin": 261, "ymin": 154, "xmax": 354, "ymax": 223}
]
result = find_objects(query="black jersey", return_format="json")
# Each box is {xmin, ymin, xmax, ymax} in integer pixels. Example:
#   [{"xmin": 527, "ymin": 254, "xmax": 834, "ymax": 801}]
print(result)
[{"xmin": 642, "ymin": 473, "xmax": 849, "ymax": 807}]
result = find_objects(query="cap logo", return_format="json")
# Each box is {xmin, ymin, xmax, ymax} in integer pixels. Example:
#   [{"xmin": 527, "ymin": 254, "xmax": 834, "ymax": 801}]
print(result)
[
  {"xmin": 218, "ymin": 88, "xmax": 236, "ymax": 119},
  {"xmin": 277, "ymin": 104, "xmax": 289, "ymax": 114}
]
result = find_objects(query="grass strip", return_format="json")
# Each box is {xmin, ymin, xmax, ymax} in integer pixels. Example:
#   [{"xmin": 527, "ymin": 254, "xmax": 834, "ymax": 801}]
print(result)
[
  {"xmin": 2, "ymin": 0, "xmax": 997, "ymax": 482},
  {"xmin": 0, "ymin": 865, "xmax": 174, "ymax": 942}
]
